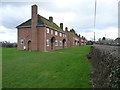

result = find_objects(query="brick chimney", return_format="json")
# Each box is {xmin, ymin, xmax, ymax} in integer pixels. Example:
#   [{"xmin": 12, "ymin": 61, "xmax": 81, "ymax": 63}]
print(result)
[
  {"xmin": 49, "ymin": 16, "xmax": 53, "ymax": 22},
  {"xmin": 31, "ymin": 5, "xmax": 38, "ymax": 51},
  {"xmin": 32, "ymin": 5, "xmax": 38, "ymax": 28},
  {"xmin": 65, "ymin": 27, "xmax": 68, "ymax": 32},
  {"xmin": 60, "ymin": 23, "xmax": 63, "ymax": 30}
]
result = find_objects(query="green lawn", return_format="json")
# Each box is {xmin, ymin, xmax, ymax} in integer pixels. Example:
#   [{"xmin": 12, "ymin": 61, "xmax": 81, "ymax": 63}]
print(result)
[{"xmin": 2, "ymin": 45, "xmax": 92, "ymax": 88}]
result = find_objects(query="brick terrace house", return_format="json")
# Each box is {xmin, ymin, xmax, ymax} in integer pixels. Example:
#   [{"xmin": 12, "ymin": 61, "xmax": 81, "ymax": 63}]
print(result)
[
  {"xmin": 65, "ymin": 28, "xmax": 81, "ymax": 47},
  {"xmin": 16, "ymin": 5, "xmax": 86, "ymax": 52}
]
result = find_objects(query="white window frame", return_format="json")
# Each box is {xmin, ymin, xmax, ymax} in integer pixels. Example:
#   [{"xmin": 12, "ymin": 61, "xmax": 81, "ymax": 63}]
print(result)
[
  {"xmin": 63, "ymin": 34, "xmax": 64, "ymax": 37},
  {"xmin": 60, "ymin": 33, "xmax": 62, "ymax": 37},
  {"xmin": 76, "ymin": 42, "xmax": 77, "ymax": 45},
  {"xmin": 46, "ymin": 39, "xmax": 50, "ymax": 46},
  {"xmin": 65, "ymin": 42, "xmax": 67, "ymax": 46},
  {"xmin": 46, "ymin": 28, "xmax": 49, "ymax": 34},
  {"xmin": 51, "ymin": 30, "xmax": 53, "ymax": 34},
  {"xmin": 65, "ymin": 35, "xmax": 66, "ymax": 37},
  {"xmin": 55, "ymin": 40, "xmax": 58, "ymax": 46},
  {"xmin": 55, "ymin": 31, "xmax": 58, "ymax": 36},
  {"xmin": 21, "ymin": 39, "xmax": 24, "ymax": 45},
  {"xmin": 59, "ymin": 41, "xmax": 62, "ymax": 46}
]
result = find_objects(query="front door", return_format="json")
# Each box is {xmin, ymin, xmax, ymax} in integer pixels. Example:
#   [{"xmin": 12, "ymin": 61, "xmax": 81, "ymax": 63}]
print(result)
[
  {"xmin": 63, "ymin": 42, "xmax": 65, "ymax": 48},
  {"xmin": 28, "ymin": 41, "xmax": 31, "ymax": 51},
  {"xmin": 51, "ymin": 42, "xmax": 53, "ymax": 50}
]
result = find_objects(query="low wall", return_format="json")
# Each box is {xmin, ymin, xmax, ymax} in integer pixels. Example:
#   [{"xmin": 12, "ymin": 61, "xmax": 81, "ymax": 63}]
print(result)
[{"xmin": 87, "ymin": 45, "xmax": 120, "ymax": 88}]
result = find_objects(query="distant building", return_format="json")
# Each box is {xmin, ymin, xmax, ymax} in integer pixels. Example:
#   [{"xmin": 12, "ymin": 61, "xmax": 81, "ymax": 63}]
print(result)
[
  {"xmin": 115, "ymin": 38, "xmax": 120, "ymax": 45},
  {"xmin": 16, "ymin": 5, "xmax": 86, "ymax": 51}
]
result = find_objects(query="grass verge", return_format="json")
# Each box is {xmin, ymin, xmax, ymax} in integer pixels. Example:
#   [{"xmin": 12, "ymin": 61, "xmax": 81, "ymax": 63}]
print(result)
[{"xmin": 3, "ymin": 45, "xmax": 92, "ymax": 88}]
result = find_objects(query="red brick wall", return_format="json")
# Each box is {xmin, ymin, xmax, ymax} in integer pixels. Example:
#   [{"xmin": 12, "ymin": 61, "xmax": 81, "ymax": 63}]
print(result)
[
  {"xmin": 17, "ymin": 27, "xmax": 31, "ymax": 50},
  {"xmin": 17, "ymin": 26, "xmax": 84, "ymax": 52},
  {"xmin": 37, "ymin": 26, "xmax": 46, "ymax": 51},
  {"xmin": 67, "ymin": 32, "xmax": 80, "ymax": 47},
  {"xmin": 31, "ymin": 5, "xmax": 38, "ymax": 51},
  {"xmin": 46, "ymin": 28, "xmax": 67, "ymax": 51}
]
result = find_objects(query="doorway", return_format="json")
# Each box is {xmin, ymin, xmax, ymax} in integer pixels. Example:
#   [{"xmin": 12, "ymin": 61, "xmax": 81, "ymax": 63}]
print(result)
[
  {"xmin": 28, "ymin": 41, "xmax": 31, "ymax": 51},
  {"xmin": 62, "ymin": 39, "xmax": 66, "ymax": 48},
  {"xmin": 50, "ymin": 37, "xmax": 55, "ymax": 50}
]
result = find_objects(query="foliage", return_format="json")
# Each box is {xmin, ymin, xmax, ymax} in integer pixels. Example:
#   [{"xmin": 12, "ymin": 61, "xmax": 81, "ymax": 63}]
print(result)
[
  {"xmin": 0, "ymin": 41, "xmax": 17, "ymax": 48},
  {"xmin": 97, "ymin": 38, "xmax": 115, "ymax": 45},
  {"xmin": 87, "ymin": 45, "xmax": 120, "ymax": 88}
]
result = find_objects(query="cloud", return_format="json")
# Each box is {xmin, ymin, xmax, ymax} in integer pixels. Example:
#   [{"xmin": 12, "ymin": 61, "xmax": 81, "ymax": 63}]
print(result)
[
  {"xmin": 79, "ymin": 27, "xmax": 118, "ymax": 40},
  {"xmin": 0, "ymin": 0, "xmax": 119, "ymax": 42},
  {"xmin": 0, "ymin": 26, "xmax": 17, "ymax": 42}
]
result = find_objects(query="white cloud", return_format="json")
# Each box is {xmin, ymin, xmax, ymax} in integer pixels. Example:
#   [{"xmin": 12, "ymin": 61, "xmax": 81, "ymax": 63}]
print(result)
[
  {"xmin": 79, "ymin": 27, "xmax": 118, "ymax": 41},
  {"xmin": 0, "ymin": 0, "xmax": 119, "ymax": 42},
  {"xmin": 0, "ymin": 26, "xmax": 17, "ymax": 42}
]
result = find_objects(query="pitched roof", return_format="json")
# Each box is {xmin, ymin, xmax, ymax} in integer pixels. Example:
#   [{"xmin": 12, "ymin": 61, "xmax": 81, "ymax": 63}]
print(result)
[
  {"xmin": 68, "ymin": 31, "xmax": 79, "ymax": 38},
  {"xmin": 16, "ymin": 15, "xmax": 64, "ymax": 33},
  {"xmin": 115, "ymin": 38, "xmax": 120, "ymax": 43}
]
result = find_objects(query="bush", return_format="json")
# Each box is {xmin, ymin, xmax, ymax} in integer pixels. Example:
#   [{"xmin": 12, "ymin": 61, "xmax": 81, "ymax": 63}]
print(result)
[
  {"xmin": 0, "ymin": 41, "xmax": 17, "ymax": 48},
  {"xmin": 88, "ymin": 45, "xmax": 120, "ymax": 88}
]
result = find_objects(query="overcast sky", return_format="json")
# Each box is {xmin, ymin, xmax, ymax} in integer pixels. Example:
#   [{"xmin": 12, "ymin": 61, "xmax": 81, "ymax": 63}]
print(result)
[{"xmin": 0, "ymin": 0, "xmax": 119, "ymax": 42}]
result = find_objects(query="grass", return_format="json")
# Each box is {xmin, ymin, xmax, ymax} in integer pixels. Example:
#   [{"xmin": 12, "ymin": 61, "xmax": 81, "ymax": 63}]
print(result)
[{"xmin": 2, "ymin": 45, "xmax": 92, "ymax": 88}]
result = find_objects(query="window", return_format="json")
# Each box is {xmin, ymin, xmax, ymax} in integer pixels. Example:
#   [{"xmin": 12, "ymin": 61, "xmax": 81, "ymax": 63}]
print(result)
[
  {"xmin": 73, "ymin": 42, "xmax": 74, "ymax": 45},
  {"xmin": 76, "ymin": 42, "xmax": 77, "ymax": 45},
  {"xmin": 55, "ymin": 31, "xmax": 58, "ymax": 36},
  {"xmin": 63, "ymin": 34, "xmax": 64, "ymax": 37},
  {"xmin": 51, "ymin": 30, "xmax": 53, "ymax": 34},
  {"xmin": 21, "ymin": 39, "xmax": 24, "ymax": 44},
  {"xmin": 46, "ymin": 39, "xmax": 50, "ymax": 46},
  {"xmin": 60, "ymin": 33, "xmax": 62, "ymax": 37},
  {"xmin": 65, "ymin": 42, "xmax": 67, "ymax": 46},
  {"xmin": 65, "ymin": 35, "xmax": 66, "ymax": 37},
  {"xmin": 59, "ymin": 41, "xmax": 62, "ymax": 46},
  {"xmin": 46, "ymin": 28, "xmax": 49, "ymax": 33},
  {"xmin": 55, "ymin": 40, "xmax": 58, "ymax": 46}
]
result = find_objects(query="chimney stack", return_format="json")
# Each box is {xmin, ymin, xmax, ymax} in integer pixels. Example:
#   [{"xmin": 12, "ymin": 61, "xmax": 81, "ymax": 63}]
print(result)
[
  {"xmin": 60, "ymin": 23, "xmax": 63, "ymax": 30},
  {"xmin": 32, "ymin": 5, "xmax": 38, "ymax": 27},
  {"xmin": 49, "ymin": 16, "xmax": 53, "ymax": 22},
  {"xmin": 31, "ymin": 5, "xmax": 38, "ymax": 51},
  {"xmin": 65, "ymin": 27, "xmax": 68, "ymax": 32}
]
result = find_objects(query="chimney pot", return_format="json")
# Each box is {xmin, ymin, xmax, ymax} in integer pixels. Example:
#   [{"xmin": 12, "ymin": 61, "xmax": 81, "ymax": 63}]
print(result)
[
  {"xmin": 65, "ymin": 27, "xmax": 68, "ymax": 32},
  {"xmin": 49, "ymin": 16, "xmax": 53, "ymax": 22},
  {"xmin": 60, "ymin": 23, "xmax": 63, "ymax": 30}
]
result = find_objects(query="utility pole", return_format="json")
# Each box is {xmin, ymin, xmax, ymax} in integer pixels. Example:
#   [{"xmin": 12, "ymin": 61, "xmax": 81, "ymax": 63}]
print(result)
[
  {"xmin": 94, "ymin": 32, "xmax": 95, "ymax": 42},
  {"xmin": 94, "ymin": 0, "xmax": 97, "ymax": 43},
  {"xmin": 105, "ymin": 34, "xmax": 106, "ymax": 38}
]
